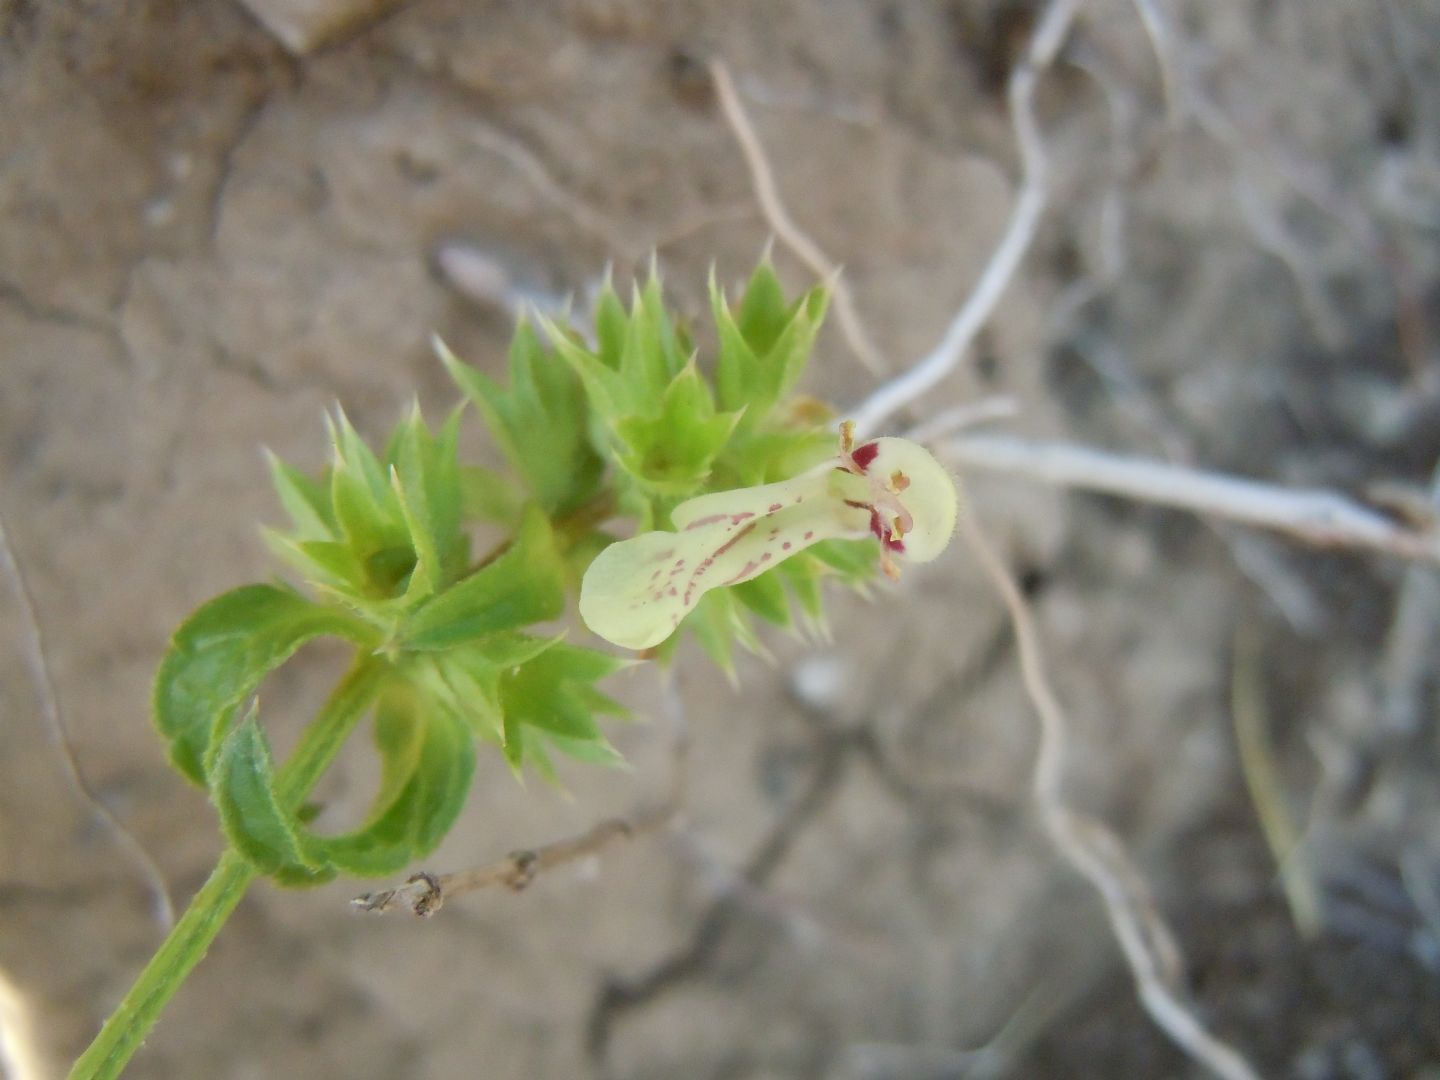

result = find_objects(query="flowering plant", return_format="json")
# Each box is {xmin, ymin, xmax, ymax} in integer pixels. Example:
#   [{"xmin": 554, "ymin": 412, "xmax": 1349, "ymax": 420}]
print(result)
[{"xmin": 69, "ymin": 262, "xmax": 955, "ymax": 1080}]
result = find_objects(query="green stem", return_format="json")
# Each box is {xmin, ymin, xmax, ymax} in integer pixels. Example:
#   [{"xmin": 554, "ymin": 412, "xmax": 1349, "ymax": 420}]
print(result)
[{"xmin": 69, "ymin": 658, "xmax": 385, "ymax": 1080}]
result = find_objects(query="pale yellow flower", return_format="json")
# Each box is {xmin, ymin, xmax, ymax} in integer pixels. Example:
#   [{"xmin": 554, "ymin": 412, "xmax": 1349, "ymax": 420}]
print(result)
[{"xmin": 580, "ymin": 427, "xmax": 958, "ymax": 650}]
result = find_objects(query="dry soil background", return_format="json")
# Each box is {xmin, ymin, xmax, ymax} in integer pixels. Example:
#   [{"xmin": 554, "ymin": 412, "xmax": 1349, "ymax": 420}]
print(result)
[{"xmin": 2, "ymin": 1, "xmax": 1440, "ymax": 1078}]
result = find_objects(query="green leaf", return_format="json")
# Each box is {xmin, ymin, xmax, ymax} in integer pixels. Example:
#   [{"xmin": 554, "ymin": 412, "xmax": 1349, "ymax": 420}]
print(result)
[
  {"xmin": 624, "ymin": 274, "xmax": 688, "ymax": 391},
  {"xmin": 778, "ymin": 554, "xmax": 826, "ymax": 625},
  {"xmin": 210, "ymin": 712, "xmax": 331, "ymax": 883},
  {"xmin": 388, "ymin": 404, "xmax": 466, "ymax": 601},
  {"xmin": 398, "ymin": 506, "xmax": 565, "ymax": 650},
  {"xmin": 711, "ymin": 263, "xmax": 829, "ymax": 424},
  {"xmin": 613, "ymin": 363, "xmax": 743, "ymax": 496},
  {"xmin": 261, "ymin": 531, "xmax": 369, "ymax": 596},
  {"xmin": 809, "ymin": 537, "xmax": 879, "ymax": 584},
  {"xmin": 438, "ymin": 331, "xmax": 604, "ymax": 516},
  {"xmin": 592, "ymin": 279, "xmax": 629, "ymax": 371},
  {"xmin": 546, "ymin": 319, "xmax": 633, "ymax": 424},
  {"xmin": 266, "ymin": 450, "xmax": 335, "ymax": 540},
  {"xmin": 731, "ymin": 569, "xmax": 792, "ymax": 628},
  {"xmin": 411, "ymin": 634, "xmax": 561, "ymax": 745},
  {"xmin": 498, "ymin": 643, "xmax": 631, "ymax": 774},
  {"xmin": 153, "ymin": 584, "xmax": 377, "ymax": 786},
  {"xmin": 305, "ymin": 685, "xmax": 476, "ymax": 877},
  {"xmin": 675, "ymin": 587, "xmax": 770, "ymax": 682},
  {"xmin": 328, "ymin": 407, "xmax": 408, "ymax": 561},
  {"xmin": 459, "ymin": 465, "xmax": 523, "ymax": 526},
  {"xmin": 715, "ymin": 426, "xmax": 834, "ymax": 487},
  {"xmin": 547, "ymin": 272, "xmax": 692, "ymax": 431}
]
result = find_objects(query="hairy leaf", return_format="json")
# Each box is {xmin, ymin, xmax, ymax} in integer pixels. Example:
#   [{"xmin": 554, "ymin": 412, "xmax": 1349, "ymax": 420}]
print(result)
[
  {"xmin": 398, "ymin": 506, "xmax": 566, "ymax": 651},
  {"xmin": 438, "ymin": 330, "xmax": 603, "ymax": 516},
  {"xmin": 154, "ymin": 585, "xmax": 377, "ymax": 785},
  {"xmin": 305, "ymin": 685, "xmax": 476, "ymax": 877},
  {"xmin": 498, "ymin": 644, "xmax": 632, "ymax": 777},
  {"xmin": 388, "ymin": 404, "xmax": 466, "ymax": 601},
  {"xmin": 211, "ymin": 712, "xmax": 332, "ymax": 884},
  {"xmin": 711, "ymin": 262, "xmax": 829, "ymax": 425}
]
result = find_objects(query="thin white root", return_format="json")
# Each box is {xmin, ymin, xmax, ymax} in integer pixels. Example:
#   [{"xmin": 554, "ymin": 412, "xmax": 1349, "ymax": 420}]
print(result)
[
  {"xmin": 1131, "ymin": 0, "xmax": 1183, "ymax": 129},
  {"xmin": 1378, "ymin": 465, "xmax": 1440, "ymax": 734},
  {"xmin": 900, "ymin": 396, "xmax": 1020, "ymax": 444},
  {"xmin": 708, "ymin": 57, "xmax": 889, "ymax": 376},
  {"xmin": 956, "ymin": 500, "xmax": 1262, "ymax": 1080},
  {"xmin": 849, "ymin": 0, "xmax": 1082, "ymax": 437},
  {"xmin": 0, "ymin": 511, "xmax": 175, "ymax": 930},
  {"xmin": 944, "ymin": 433, "xmax": 1440, "ymax": 565}
]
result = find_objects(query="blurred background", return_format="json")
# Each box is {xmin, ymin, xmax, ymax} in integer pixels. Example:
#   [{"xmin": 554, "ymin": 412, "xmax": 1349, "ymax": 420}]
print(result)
[{"xmin": 2, "ymin": 1, "xmax": 1439, "ymax": 1076}]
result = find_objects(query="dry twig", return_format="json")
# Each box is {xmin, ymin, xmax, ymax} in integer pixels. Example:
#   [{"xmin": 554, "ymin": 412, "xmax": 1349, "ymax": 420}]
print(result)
[
  {"xmin": 0, "ymin": 511, "xmax": 175, "ymax": 930},
  {"xmin": 708, "ymin": 57, "xmax": 888, "ymax": 376},
  {"xmin": 944, "ymin": 433, "xmax": 1440, "ymax": 565},
  {"xmin": 849, "ymin": 0, "xmax": 1082, "ymax": 437},
  {"xmin": 350, "ymin": 808, "xmax": 675, "ymax": 917},
  {"xmin": 956, "ymin": 498, "xmax": 1261, "ymax": 1080},
  {"xmin": 354, "ymin": 669, "xmax": 687, "ymax": 916}
]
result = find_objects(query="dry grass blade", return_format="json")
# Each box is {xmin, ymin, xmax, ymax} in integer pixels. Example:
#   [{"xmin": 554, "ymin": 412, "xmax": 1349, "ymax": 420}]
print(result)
[
  {"xmin": 955, "ymin": 498, "xmax": 1262, "ymax": 1080},
  {"xmin": 1230, "ymin": 622, "xmax": 1324, "ymax": 938},
  {"xmin": 708, "ymin": 57, "xmax": 889, "ymax": 376}
]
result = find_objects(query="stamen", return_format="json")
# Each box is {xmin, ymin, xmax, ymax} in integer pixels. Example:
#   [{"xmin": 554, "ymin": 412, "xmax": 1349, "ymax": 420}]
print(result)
[{"xmin": 879, "ymin": 549, "xmax": 901, "ymax": 581}]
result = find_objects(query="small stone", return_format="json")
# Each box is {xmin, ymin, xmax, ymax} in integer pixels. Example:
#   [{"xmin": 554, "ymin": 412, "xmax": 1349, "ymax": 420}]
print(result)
[{"xmin": 790, "ymin": 653, "xmax": 845, "ymax": 712}]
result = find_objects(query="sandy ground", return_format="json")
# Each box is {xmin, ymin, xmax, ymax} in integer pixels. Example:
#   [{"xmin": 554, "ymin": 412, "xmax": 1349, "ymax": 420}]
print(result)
[{"xmin": 3, "ymin": 1, "xmax": 1439, "ymax": 1077}]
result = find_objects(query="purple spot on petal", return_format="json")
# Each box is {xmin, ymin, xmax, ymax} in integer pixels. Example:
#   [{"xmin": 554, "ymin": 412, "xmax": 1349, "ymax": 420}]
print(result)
[
  {"xmin": 768, "ymin": 503, "xmax": 783, "ymax": 512},
  {"xmin": 803, "ymin": 531, "xmax": 814, "ymax": 541},
  {"xmin": 720, "ymin": 559, "xmax": 761, "ymax": 586},
  {"xmin": 713, "ymin": 522, "xmax": 756, "ymax": 558},
  {"xmin": 782, "ymin": 541, "xmax": 792, "ymax": 551},
  {"xmin": 685, "ymin": 514, "xmax": 728, "ymax": 529}
]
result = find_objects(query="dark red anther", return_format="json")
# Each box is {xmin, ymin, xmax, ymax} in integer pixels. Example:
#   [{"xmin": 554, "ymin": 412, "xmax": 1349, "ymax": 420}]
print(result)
[{"xmin": 851, "ymin": 442, "xmax": 880, "ymax": 470}]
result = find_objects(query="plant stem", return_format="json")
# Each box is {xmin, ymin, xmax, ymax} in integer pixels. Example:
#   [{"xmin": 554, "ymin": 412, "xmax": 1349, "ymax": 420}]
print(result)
[
  {"xmin": 68, "ymin": 659, "xmax": 385, "ymax": 1080},
  {"xmin": 66, "ymin": 851, "xmax": 256, "ymax": 1080}
]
